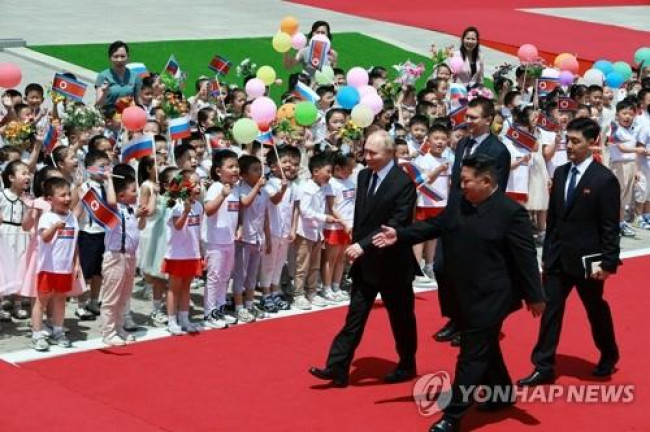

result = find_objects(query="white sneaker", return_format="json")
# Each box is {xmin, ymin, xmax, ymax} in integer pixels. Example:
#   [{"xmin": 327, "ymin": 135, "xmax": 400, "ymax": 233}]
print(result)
[
  {"xmin": 331, "ymin": 290, "xmax": 348, "ymax": 302},
  {"xmin": 117, "ymin": 331, "xmax": 136, "ymax": 343},
  {"xmin": 50, "ymin": 332, "xmax": 72, "ymax": 348},
  {"xmin": 237, "ymin": 308, "xmax": 256, "ymax": 323},
  {"xmin": 180, "ymin": 321, "xmax": 201, "ymax": 333},
  {"xmin": 310, "ymin": 295, "xmax": 329, "ymax": 307},
  {"xmin": 321, "ymin": 289, "xmax": 342, "ymax": 304},
  {"xmin": 150, "ymin": 308, "xmax": 168, "ymax": 325},
  {"xmin": 167, "ymin": 320, "xmax": 185, "ymax": 336},
  {"xmin": 414, "ymin": 275, "xmax": 437, "ymax": 288},
  {"xmin": 217, "ymin": 307, "xmax": 239, "ymax": 325},
  {"xmin": 422, "ymin": 266, "xmax": 435, "ymax": 280},
  {"xmin": 31, "ymin": 336, "xmax": 49, "ymax": 351},
  {"xmin": 123, "ymin": 314, "xmax": 138, "ymax": 331},
  {"xmin": 103, "ymin": 335, "xmax": 126, "ymax": 346},
  {"xmin": 293, "ymin": 296, "xmax": 312, "ymax": 310},
  {"xmin": 204, "ymin": 315, "xmax": 228, "ymax": 329}
]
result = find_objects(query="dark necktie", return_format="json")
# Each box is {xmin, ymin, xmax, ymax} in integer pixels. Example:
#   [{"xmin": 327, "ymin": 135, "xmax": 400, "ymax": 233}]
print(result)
[
  {"xmin": 120, "ymin": 210, "xmax": 126, "ymax": 253},
  {"xmin": 463, "ymin": 138, "xmax": 477, "ymax": 159},
  {"xmin": 566, "ymin": 166, "xmax": 579, "ymax": 204},
  {"xmin": 368, "ymin": 172, "xmax": 379, "ymax": 197}
]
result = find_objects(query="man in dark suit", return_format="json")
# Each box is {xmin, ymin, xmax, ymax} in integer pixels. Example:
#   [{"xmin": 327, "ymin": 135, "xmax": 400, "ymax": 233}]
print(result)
[
  {"xmin": 434, "ymin": 97, "xmax": 512, "ymax": 345},
  {"xmin": 309, "ymin": 130, "xmax": 420, "ymax": 387},
  {"xmin": 519, "ymin": 117, "xmax": 621, "ymax": 386},
  {"xmin": 374, "ymin": 154, "xmax": 545, "ymax": 432}
]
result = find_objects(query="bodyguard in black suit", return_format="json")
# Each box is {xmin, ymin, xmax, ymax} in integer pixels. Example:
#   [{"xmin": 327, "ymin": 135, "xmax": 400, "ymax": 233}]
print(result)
[
  {"xmin": 309, "ymin": 130, "xmax": 420, "ymax": 387},
  {"xmin": 434, "ymin": 97, "xmax": 512, "ymax": 344},
  {"xmin": 373, "ymin": 154, "xmax": 545, "ymax": 432},
  {"xmin": 519, "ymin": 117, "xmax": 621, "ymax": 386}
]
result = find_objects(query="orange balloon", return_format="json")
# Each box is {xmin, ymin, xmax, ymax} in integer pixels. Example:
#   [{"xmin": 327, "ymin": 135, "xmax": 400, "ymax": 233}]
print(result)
[
  {"xmin": 554, "ymin": 53, "xmax": 572, "ymax": 69},
  {"xmin": 280, "ymin": 16, "xmax": 299, "ymax": 35},
  {"xmin": 277, "ymin": 103, "xmax": 296, "ymax": 120}
]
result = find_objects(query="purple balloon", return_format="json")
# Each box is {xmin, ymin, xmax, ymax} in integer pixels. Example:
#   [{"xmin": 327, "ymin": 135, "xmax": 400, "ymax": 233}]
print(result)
[
  {"xmin": 360, "ymin": 93, "xmax": 383, "ymax": 115},
  {"xmin": 250, "ymin": 96, "xmax": 277, "ymax": 124},
  {"xmin": 558, "ymin": 71, "xmax": 574, "ymax": 87}
]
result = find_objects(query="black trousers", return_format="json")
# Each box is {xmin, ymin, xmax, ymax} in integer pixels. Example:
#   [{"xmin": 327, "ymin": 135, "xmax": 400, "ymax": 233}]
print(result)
[
  {"xmin": 532, "ymin": 272, "xmax": 618, "ymax": 374},
  {"xmin": 326, "ymin": 278, "xmax": 417, "ymax": 376},
  {"xmin": 433, "ymin": 240, "xmax": 459, "ymax": 321},
  {"xmin": 444, "ymin": 323, "xmax": 511, "ymax": 420}
]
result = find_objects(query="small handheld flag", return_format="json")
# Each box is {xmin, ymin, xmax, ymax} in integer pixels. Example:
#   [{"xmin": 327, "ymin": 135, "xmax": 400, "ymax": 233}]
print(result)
[
  {"xmin": 42, "ymin": 124, "xmax": 59, "ymax": 153},
  {"xmin": 52, "ymin": 74, "xmax": 87, "ymax": 102},
  {"xmin": 558, "ymin": 97, "xmax": 578, "ymax": 112},
  {"xmin": 536, "ymin": 78, "xmax": 559, "ymax": 96},
  {"xmin": 121, "ymin": 134, "xmax": 155, "ymax": 163},
  {"xmin": 209, "ymin": 55, "xmax": 231, "ymax": 76},
  {"xmin": 536, "ymin": 112, "xmax": 560, "ymax": 132},
  {"xmin": 163, "ymin": 55, "xmax": 181, "ymax": 78},
  {"xmin": 257, "ymin": 128, "xmax": 274, "ymax": 146},
  {"xmin": 126, "ymin": 63, "xmax": 149, "ymax": 79},
  {"xmin": 169, "ymin": 117, "xmax": 191, "ymax": 141},
  {"xmin": 419, "ymin": 138, "xmax": 431, "ymax": 156},
  {"xmin": 449, "ymin": 104, "xmax": 468, "ymax": 130},
  {"xmin": 506, "ymin": 126, "xmax": 536, "ymax": 152},
  {"xmin": 295, "ymin": 81, "xmax": 320, "ymax": 103},
  {"xmin": 400, "ymin": 161, "xmax": 427, "ymax": 185},
  {"xmin": 308, "ymin": 38, "xmax": 329, "ymax": 70},
  {"xmin": 608, "ymin": 122, "xmax": 623, "ymax": 144},
  {"xmin": 81, "ymin": 188, "xmax": 120, "ymax": 230}
]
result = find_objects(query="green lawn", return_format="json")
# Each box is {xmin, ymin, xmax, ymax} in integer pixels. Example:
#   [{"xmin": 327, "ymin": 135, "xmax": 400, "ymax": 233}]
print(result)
[{"xmin": 31, "ymin": 33, "xmax": 438, "ymax": 96}]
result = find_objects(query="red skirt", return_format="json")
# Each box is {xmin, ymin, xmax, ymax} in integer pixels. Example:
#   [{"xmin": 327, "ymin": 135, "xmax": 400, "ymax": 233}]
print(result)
[
  {"xmin": 161, "ymin": 259, "xmax": 203, "ymax": 278},
  {"xmin": 37, "ymin": 272, "xmax": 73, "ymax": 294},
  {"xmin": 415, "ymin": 207, "xmax": 444, "ymax": 221},
  {"xmin": 323, "ymin": 229, "xmax": 351, "ymax": 246}
]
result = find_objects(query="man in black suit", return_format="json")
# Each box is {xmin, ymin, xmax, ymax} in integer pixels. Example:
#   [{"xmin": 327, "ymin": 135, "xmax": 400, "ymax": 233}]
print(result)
[
  {"xmin": 434, "ymin": 97, "xmax": 512, "ymax": 345},
  {"xmin": 309, "ymin": 130, "xmax": 420, "ymax": 387},
  {"xmin": 374, "ymin": 154, "xmax": 545, "ymax": 432},
  {"xmin": 519, "ymin": 117, "xmax": 621, "ymax": 386}
]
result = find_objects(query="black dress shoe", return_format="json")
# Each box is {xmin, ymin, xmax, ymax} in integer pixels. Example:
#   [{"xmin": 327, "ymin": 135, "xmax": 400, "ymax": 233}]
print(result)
[
  {"xmin": 450, "ymin": 334, "xmax": 461, "ymax": 347},
  {"xmin": 592, "ymin": 353, "xmax": 619, "ymax": 377},
  {"xmin": 384, "ymin": 368, "xmax": 416, "ymax": 384},
  {"xmin": 429, "ymin": 418, "xmax": 459, "ymax": 432},
  {"xmin": 308, "ymin": 367, "xmax": 348, "ymax": 387},
  {"xmin": 517, "ymin": 370, "xmax": 554, "ymax": 387},
  {"xmin": 434, "ymin": 320, "xmax": 459, "ymax": 342}
]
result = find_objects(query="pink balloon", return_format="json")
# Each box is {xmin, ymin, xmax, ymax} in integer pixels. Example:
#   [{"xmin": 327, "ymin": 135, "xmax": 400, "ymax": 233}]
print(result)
[
  {"xmin": 558, "ymin": 71, "xmax": 574, "ymax": 86},
  {"xmin": 291, "ymin": 33, "xmax": 307, "ymax": 50},
  {"xmin": 449, "ymin": 56, "xmax": 464, "ymax": 74},
  {"xmin": 0, "ymin": 63, "xmax": 22, "ymax": 88},
  {"xmin": 311, "ymin": 34, "xmax": 330, "ymax": 45},
  {"xmin": 559, "ymin": 55, "xmax": 579, "ymax": 74},
  {"xmin": 346, "ymin": 67, "xmax": 369, "ymax": 88},
  {"xmin": 360, "ymin": 94, "xmax": 383, "ymax": 115},
  {"xmin": 245, "ymin": 78, "xmax": 266, "ymax": 99},
  {"xmin": 250, "ymin": 96, "xmax": 277, "ymax": 125},
  {"xmin": 358, "ymin": 85, "xmax": 377, "ymax": 98},
  {"xmin": 517, "ymin": 44, "xmax": 538, "ymax": 63},
  {"xmin": 122, "ymin": 106, "xmax": 147, "ymax": 131}
]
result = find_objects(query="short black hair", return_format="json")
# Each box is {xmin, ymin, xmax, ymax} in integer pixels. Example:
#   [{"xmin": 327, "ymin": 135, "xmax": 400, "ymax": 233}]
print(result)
[
  {"xmin": 210, "ymin": 149, "xmax": 239, "ymax": 181},
  {"xmin": 181, "ymin": 131, "xmax": 204, "ymax": 146},
  {"xmin": 1, "ymin": 160, "xmax": 28, "ymax": 187},
  {"xmin": 24, "ymin": 83, "xmax": 44, "ymax": 97},
  {"xmin": 429, "ymin": 122, "xmax": 451, "ymax": 136},
  {"xmin": 566, "ymin": 117, "xmax": 600, "ymax": 141},
  {"xmin": 114, "ymin": 174, "xmax": 136, "ymax": 195},
  {"xmin": 462, "ymin": 153, "xmax": 497, "ymax": 183},
  {"xmin": 616, "ymin": 99, "xmax": 636, "ymax": 113},
  {"xmin": 84, "ymin": 150, "xmax": 110, "ymax": 168},
  {"xmin": 112, "ymin": 163, "xmax": 136, "ymax": 179},
  {"xmin": 325, "ymin": 108, "xmax": 347, "ymax": 124},
  {"xmin": 331, "ymin": 152, "xmax": 353, "ymax": 169},
  {"xmin": 308, "ymin": 152, "xmax": 332, "ymax": 174},
  {"xmin": 88, "ymin": 134, "xmax": 110, "ymax": 152},
  {"xmin": 503, "ymin": 90, "xmax": 521, "ymax": 107},
  {"xmin": 409, "ymin": 114, "xmax": 430, "ymax": 129},
  {"xmin": 173, "ymin": 143, "xmax": 195, "ymax": 163},
  {"xmin": 108, "ymin": 40, "xmax": 129, "ymax": 57},
  {"xmin": 269, "ymin": 145, "xmax": 301, "ymax": 167},
  {"xmin": 43, "ymin": 177, "xmax": 70, "ymax": 198},
  {"xmin": 588, "ymin": 85, "xmax": 604, "ymax": 94},
  {"xmin": 238, "ymin": 154, "xmax": 261, "ymax": 174}
]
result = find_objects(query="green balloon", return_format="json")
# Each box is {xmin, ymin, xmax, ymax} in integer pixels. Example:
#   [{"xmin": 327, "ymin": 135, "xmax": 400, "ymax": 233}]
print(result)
[
  {"xmin": 294, "ymin": 101, "xmax": 318, "ymax": 126},
  {"xmin": 232, "ymin": 118, "xmax": 259, "ymax": 144},
  {"xmin": 634, "ymin": 47, "xmax": 650, "ymax": 66},
  {"xmin": 612, "ymin": 61, "xmax": 632, "ymax": 81}
]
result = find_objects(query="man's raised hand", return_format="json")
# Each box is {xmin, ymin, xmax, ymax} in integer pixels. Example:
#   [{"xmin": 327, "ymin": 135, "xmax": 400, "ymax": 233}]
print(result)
[{"xmin": 372, "ymin": 225, "xmax": 397, "ymax": 248}]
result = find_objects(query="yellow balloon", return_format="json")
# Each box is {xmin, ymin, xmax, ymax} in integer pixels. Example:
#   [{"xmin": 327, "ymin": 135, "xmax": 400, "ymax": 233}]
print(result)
[
  {"xmin": 257, "ymin": 65, "xmax": 277, "ymax": 86},
  {"xmin": 272, "ymin": 32, "xmax": 292, "ymax": 53},
  {"xmin": 351, "ymin": 104, "xmax": 374, "ymax": 128}
]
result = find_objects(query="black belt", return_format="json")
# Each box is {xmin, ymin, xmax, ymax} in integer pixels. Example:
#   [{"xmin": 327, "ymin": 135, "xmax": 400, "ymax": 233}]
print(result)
[{"xmin": 2, "ymin": 221, "xmax": 21, "ymax": 226}]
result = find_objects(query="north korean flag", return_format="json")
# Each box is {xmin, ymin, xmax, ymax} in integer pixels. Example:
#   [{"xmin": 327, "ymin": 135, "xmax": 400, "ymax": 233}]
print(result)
[
  {"xmin": 536, "ymin": 78, "xmax": 559, "ymax": 96},
  {"xmin": 209, "ymin": 55, "xmax": 231, "ymax": 76},
  {"xmin": 558, "ymin": 97, "xmax": 578, "ymax": 112},
  {"xmin": 81, "ymin": 188, "xmax": 120, "ymax": 230},
  {"xmin": 52, "ymin": 73, "xmax": 87, "ymax": 102},
  {"xmin": 449, "ymin": 104, "xmax": 468, "ymax": 130},
  {"xmin": 536, "ymin": 111, "xmax": 560, "ymax": 132},
  {"xmin": 506, "ymin": 126, "xmax": 536, "ymax": 152}
]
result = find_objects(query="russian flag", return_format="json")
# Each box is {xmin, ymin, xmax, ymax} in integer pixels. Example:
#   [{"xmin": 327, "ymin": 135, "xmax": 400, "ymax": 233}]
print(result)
[
  {"xmin": 81, "ymin": 188, "xmax": 120, "ymax": 230},
  {"xmin": 536, "ymin": 111, "xmax": 560, "ymax": 132},
  {"xmin": 448, "ymin": 83, "xmax": 467, "ymax": 104},
  {"xmin": 52, "ymin": 73, "xmax": 87, "ymax": 102},
  {"xmin": 169, "ymin": 117, "xmax": 191, "ymax": 140},
  {"xmin": 536, "ymin": 78, "xmax": 559, "ymax": 96},
  {"xmin": 399, "ymin": 161, "xmax": 427, "ymax": 185},
  {"xmin": 308, "ymin": 38, "xmax": 329, "ymax": 70},
  {"xmin": 127, "ymin": 63, "xmax": 149, "ymax": 79},
  {"xmin": 506, "ymin": 126, "xmax": 536, "ymax": 152},
  {"xmin": 43, "ymin": 124, "xmax": 59, "ymax": 153},
  {"xmin": 164, "ymin": 55, "xmax": 181, "ymax": 78},
  {"xmin": 257, "ymin": 128, "xmax": 274, "ymax": 146},
  {"xmin": 121, "ymin": 134, "xmax": 155, "ymax": 163},
  {"xmin": 558, "ymin": 97, "xmax": 578, "ymax": 112},
  {"xmin": 209, "ymin": 55, "xmax": 231, "ymax": 76},
  {"xmin": 419, "ymin": 184, "xmax": 446, "ymax": 202},
  {"xmin": 296, "ymin": 81, "xmax": 320, "ymax": 103},
  {"xmin": 210, "ymin": 79, "xmax": 223, "ymax": 98},
  {"xmin": 608, "ymin": 122, "xmax": 623, "ymax": 144},
  {"xmin": 449, "ymin": 104, "xmax": 468, "ymax": 130}
]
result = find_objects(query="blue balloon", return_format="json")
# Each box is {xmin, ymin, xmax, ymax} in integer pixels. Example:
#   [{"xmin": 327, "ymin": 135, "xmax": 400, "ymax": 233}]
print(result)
[
  {"xmin": 605, "ymin": 71, "xmax": 624, "ymax": 89},
  {"xmin": 336, "ymin": 86, "xmax": 360, "ymax": 109},
  {"xmin": 593, "ymin": 60, "xmax": 613, "ymax": 76}
]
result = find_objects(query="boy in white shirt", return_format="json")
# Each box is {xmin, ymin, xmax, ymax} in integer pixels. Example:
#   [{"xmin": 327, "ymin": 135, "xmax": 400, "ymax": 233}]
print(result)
[
  {"xmin": 634, "ymin": 121, "xmax": 650, "ymax": 228},
  {"xmin": 293, "ymin": 153, "xmax": 338, "ymax": 310}
]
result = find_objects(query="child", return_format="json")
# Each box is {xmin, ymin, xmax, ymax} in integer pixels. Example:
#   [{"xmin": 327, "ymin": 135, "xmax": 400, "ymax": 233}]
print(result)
[
  {"xmin": 173, "ymin": 143, "xmax": 198, "ymax": 171},
  {"xmin": 162, "ymin": 169, "xmax": 204, "ymax": 335},
  {"xmin": 394, "ymin": 138, "xmax": 411, "ymax": 163},
  {"xmin": 259, "ymin": 146, "xmax": 300, "ymax": 313},
  {"xmin": 316, "ymin": 108, "xmax": 347, "ymax": 154},
  {"xmin": 31, "ymin": 177, "xmax": 78, "ymax": 351},
  {"xmin": 24, "ymin": 83, "xmax": 48, "ymax": 129},
  {"xmin": 406, "ymin": 115, "xmax": 430, "ymax": 158},
  {"xmin": 182, "ymin": 132, "xmax": 208, "ymax": 180},
  {"xmin": 203, "ymin": 150, "xmax": 241, "ymax": 328},
  {"xmin": 232, "ymin": 155, "xmax": 269, "ymax": 323},
  {"xmin": 321, "ymin": 153, "xmax": 356, "ymax": 302},
  {"xmin": 635, "ymin": 121, "xmax": 650, "ymax": 228},
  {"xmin": 293, "ymin": 153, "xmax": 338, "ymax": 310},
  {"xmin": 100, "ymin": 173, "xmax": 146, "ymax": 346}
]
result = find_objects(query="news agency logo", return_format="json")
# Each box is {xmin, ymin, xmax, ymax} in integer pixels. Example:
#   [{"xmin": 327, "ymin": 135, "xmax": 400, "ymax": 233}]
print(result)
[{"xmin": 412, "ymin": 371, "xmax": 452, "ymax": 416}]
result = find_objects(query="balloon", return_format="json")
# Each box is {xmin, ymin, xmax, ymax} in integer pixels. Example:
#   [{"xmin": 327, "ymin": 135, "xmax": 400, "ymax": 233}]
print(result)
[
  {"xmin": 634, "ymin": 47, "xmax": 650, "ymax": 65},
  {"xmin": 277, "ymin": 103, "xmax": 296, "ymax": 121},
  {"xmin": 583, "ymin": 68, "xmax": 605, "ymax": 86},
  {"xmin": 315, "ymin": 70, "xmax": 334, "ymax": 85},
  {"xmin": 605, "ymin": 72, "xmax": 624, "ymax": 89},
  {"xmin": 250, "ymin": 97, "xmax": 277, "ymax": 125},
  {"xmin": 593, "ymin": 60, "xmax": 614, "ymax": 76},
  {"xmin": 291, "ymin": 33, "xmax": 307, "ymax": 50},
  {"xmin": 612, "ymin": 61, "xmax": 632, "ymax": 81},
  {"xmin": 280, "ymin": 16, "xmax": 299, "ymax": 35},
  {"xmin": 358, "ymin": 85, "xmax": 377, "ymax": 98},
  {"xmin": 517, "ymin": 44, "xmax": 538, "ymax": 63},
  {"xmin": 256, "ymin": 66, "xmax": 277, "ymax": 86},
  {"xmin": 122, "ymin": 106, "xmax": 147, "ymax": 131},
  {"xmin": 336, "ymin": 86, "xmax": 360, "ymax": 109},
  {"xmin": 558, "ymin": 55, "xmax": 579, "ymax": 74},
  {"xmin": 558, "ymin": 71, "xmax": 574, "ymax": 86},
  {"xmin": 0, "ymin": 63, "xmax": 22, "ymax": 88},
  {"xmin": 346, "ymin": 67, "xmax": 369, "ymax": 88},
  {"xmin": 449, "ymin": 56, "xmax": 464, "ymax": 74},
  {"xmin": 360, "ymin": 93, "xmax": 383, "ymax": 115},
  {"xmin": 553, "ymin": 53, "xmax": 572, "ymax": 69},
  {"xmin": 294, "ymin": 101, "xmax": 318, "ymax": 126},
  {"xmin": 321, "ymin": 65, "xmax": 335, "ymax": 80},
  {"xmin": 540, "ymin": 68, "xmax": 560, "ymax": 79},
  {"xmin": 311, "ymin": 34, "xmax": 330, "ymax": 45},
  {"xmin": 272, "ymin": 32, "xmax": 292, "ymax": 53},
  {"xmin": 351, "ymin": 104, "xmax": 374, "ymax": 128},
  {"xmin": 232, "ymin": 118, "xmax": 260, "ymax": 144},
  {"xmin": 245, "ymin": 78, "xmax": 266, "ymax": 99}
]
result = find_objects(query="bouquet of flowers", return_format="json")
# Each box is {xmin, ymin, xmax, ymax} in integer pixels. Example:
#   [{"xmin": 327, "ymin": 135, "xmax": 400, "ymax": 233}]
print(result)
[
  {"xmin": 159, "ymin": 71, "xmax": 185, "ymax": 94},
  {"xmin": 378, "ymin": 81, "xmax": 402, "ymax": 102},
  {"xmin": 161, "ymin": 91, "xmax": 185, "ymax": 119},
  {"xmin": 492, "ymin": 63, "xmax": 516, "ymax": 82},
  {"xmin": 165, "ymin": 173, "xmax": 196, "ymax": 208},
  {"xmin": 236, "ymin": 58, "xmax": 257, "ymax": 78},
  {"xmin": 338, "ymin": 120, "xmax": 363, "ymax": 141},
  {"xmin": 430, "ymin": 44, "xmax": 454, "ymax": 69},
  {"xmin": 1, "ymin": 121, "xmax": 34, "ymax": 146},
  {"xmin": 61, "ymin": 104, "xmax": 104, "ymax": 131},
  {"xmin": 467, "ymin": 86, "xmax": 495, "ymax": 101},
  {"xmin": 394, "ymin": 61, "xmax": 425, "ymax": 86},
  {"xmin": 47, "ymin": 87, "xmax": 65, "ymax": 104}
]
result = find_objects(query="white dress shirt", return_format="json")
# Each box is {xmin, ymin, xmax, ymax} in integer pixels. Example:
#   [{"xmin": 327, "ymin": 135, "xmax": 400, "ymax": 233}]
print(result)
[
  {"xmin": 369, "ymin": 159, "xmax": 395, "ymax": 194},
  {"xmin": 564, "ymin": 155, "xmax": 593, "ymax": 201}
]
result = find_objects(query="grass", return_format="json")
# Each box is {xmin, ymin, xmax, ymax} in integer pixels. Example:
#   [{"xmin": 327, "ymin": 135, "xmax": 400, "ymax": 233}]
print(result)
[{"xmin": 31, "ymin": 33, "xmax": 439, "ymax": 97}]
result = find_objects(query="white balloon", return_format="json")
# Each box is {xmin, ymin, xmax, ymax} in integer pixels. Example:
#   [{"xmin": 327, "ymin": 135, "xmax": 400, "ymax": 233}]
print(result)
[{"xmin": 582, "ymin": 68, "xmax": 605, "ymax": 86}]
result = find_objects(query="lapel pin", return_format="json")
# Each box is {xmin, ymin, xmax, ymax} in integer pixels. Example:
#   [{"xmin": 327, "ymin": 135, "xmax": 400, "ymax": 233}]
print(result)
[{"xmin": 583, "ymin": 189, "xmax": 591, "ymax": 194}]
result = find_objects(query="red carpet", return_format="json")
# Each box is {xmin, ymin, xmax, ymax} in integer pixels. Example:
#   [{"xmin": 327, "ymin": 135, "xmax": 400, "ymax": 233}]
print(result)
[
  {"xmin": 286, "ymin": 0, "xmax": 649, "ymax": 68},
  {"xmin": 3, "ymin": 255, "xmax": 649, "ymax": 431}
]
